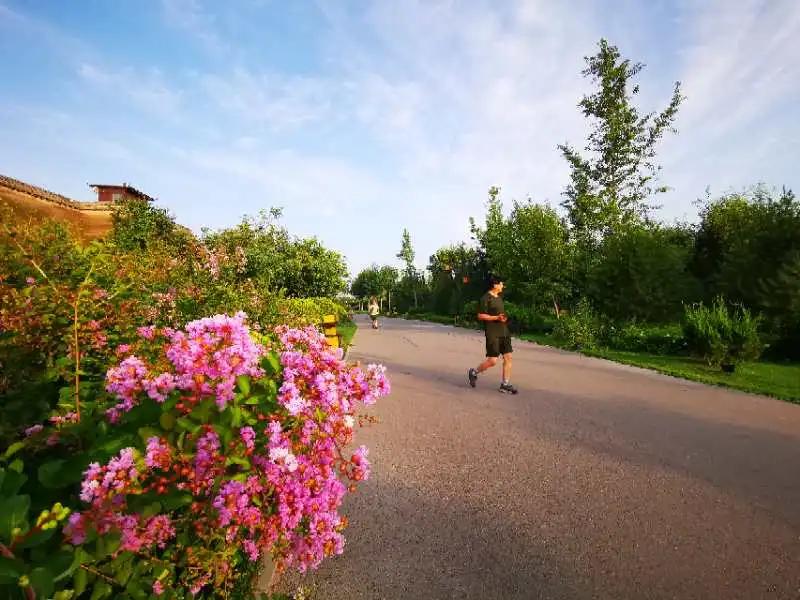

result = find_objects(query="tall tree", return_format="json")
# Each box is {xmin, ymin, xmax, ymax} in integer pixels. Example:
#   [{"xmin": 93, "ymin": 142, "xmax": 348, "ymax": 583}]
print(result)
[
  {"xmin": 559, "ymin": 39, "xmax": 683, "ymax": 241},
  {"xmin": 396, "ymin": 228, "xmax": 419, "ymax": 308}
]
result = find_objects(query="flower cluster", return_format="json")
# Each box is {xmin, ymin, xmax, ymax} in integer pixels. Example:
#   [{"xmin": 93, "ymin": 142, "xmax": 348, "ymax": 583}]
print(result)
[
  {"xmin": 65, "ymin": 446, "xmax": 176, "ymax": 554},
  {"xmin": 105, "ymin": 312, "xmax": 264, "ymax": 421},
  {"xmin": 69, "ymin": 317, "xmax": 389, "ymax": 595}
]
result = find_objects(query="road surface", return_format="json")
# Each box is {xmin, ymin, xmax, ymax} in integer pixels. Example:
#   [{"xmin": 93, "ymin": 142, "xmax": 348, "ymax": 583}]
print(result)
[{"xmin": 280, "ymin": 316, "xmax": 800, "ymax": 599}]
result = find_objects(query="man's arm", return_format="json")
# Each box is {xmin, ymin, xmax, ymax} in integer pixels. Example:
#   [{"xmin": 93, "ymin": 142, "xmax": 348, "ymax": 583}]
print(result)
[{"xmin": 477, "ymin": 312, "xmax": 502, "ymax": 322}]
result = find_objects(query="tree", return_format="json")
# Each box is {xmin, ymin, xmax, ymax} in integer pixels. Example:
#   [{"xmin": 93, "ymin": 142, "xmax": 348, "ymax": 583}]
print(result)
[
  {"xmin": 427, "ymin": 243, "xmax": 484, "ymax": 315},
  {"xmin": 396, "ymin": 228, "xmax": 419, "ymax": 308},
  {"xmin": 377, "ymin": 266, "xmax": 399, "ymax": 313},
  {"xmin": 471, "ymin": 187, "xmax": 572, "ymax": 313},
  {"xmin": 203, "ymin": 209, "xmax": 348, "ymax": 298},
  {"xmin": 559, "ymin": 39, "xmax": 683, "ymax": 242},
  {"xmin": 351, "ymin": 265, "xmax": 398, "ymax": 313},
  {"xmin": 111, "ymin": 198, "xmax": 188, "ymax": 252},
  {"xmin": 350, "ymin": 266, "xmax": 383, "ymax": 301},
  {"xmin": 692, "ymin": 186, "xmax": 800, "ymax": 354},
  {"xmin": 588, "ymin": 224, "xmax": 699, "ymax": 322}
]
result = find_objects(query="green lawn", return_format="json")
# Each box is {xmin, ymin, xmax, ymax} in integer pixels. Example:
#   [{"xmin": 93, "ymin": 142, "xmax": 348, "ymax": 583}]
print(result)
[
  {"xmin": 519, "ymin": 332, "xmax": 800, "ymax": 403},
  {"xmin": 402, "ymin": 315, "xmax": 800, "ymax": 403}
]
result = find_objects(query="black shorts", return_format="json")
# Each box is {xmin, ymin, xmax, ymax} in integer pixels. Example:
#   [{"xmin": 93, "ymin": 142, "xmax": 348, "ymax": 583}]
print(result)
[{"xmin": 486, "ymin": 336, "xmax": 513, "ymax": 357}]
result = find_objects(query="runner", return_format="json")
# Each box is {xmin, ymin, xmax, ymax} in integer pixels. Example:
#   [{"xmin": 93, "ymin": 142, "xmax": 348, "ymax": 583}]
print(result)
[
  {"xmin": 468, "ymin": 276, "xmax": 518, "ymax": 394},
  {"xmin": 368, "ymin": 296, "xmax": 380, "ymax": 329}
]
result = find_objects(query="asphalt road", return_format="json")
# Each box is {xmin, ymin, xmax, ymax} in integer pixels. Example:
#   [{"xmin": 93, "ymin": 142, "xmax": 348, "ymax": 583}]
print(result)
[{"xmin": 280, "ymin": 316, "xmax": 800, "ymax": 599}]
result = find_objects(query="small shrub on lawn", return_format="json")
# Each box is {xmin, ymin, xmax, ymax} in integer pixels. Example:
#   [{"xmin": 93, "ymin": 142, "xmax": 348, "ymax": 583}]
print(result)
[
  {"xmin": 607, "ymin": 322, "xmax": 687, "ymax": 355},
  {"xmin": 683, "ymin": 297, "xmax": 763, "ymax": 368},
  {"xmin": 552, "ymin": 298, "xmax": 602, "ymax": 350}
]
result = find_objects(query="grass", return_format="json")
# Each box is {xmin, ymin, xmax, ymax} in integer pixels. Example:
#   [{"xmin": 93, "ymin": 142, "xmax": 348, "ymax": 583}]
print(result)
[
  {"xmin": 518, "ymin": 332, "xmax": 800, "ymax": 403},
  {"xmin": 403, "ymin": 313, "xmax": 800, "ymax": 403}
]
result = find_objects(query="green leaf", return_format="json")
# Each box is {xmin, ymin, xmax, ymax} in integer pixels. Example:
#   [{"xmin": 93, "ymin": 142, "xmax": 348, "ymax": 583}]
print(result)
[
  {"xmin": 244, "ymin": 394, "xmax": 263, "ymax": 405},
  {"xmin": 141, "ymin": 502, "xmax": 162, "ymax": 519},
  {"xmin": 0, "ymin": 495, "xmax": 30, "ymax": 541},
  {"xmin": 160, "ymin": 491, "xmax": 192, "ymax": 511},
  {"xmin": 89, "ymin": 580, "xmax": 113, "ymax": 600},
  {"xmin": 29, "ymin": 566, "xmax": 55, "ymax": 598},
  {"xmin": 73, "ymin": 566, "xmax": 89, "ymax": 595},
  {"xmin": 0, "ymin": 556, "xmax": 24, "ymax": 584},
  {"xmin": 225, "ymin": 456, "xmax": 250, "ymax": 469},
  {"xmin": 125, "ymin": 577, "xmax": 148, "ymax": 600},
  {"xmin": 52, "ymin": 549, "xmax": 79, "ymax": 582},
  {"xmin": 231, "ymin": 406, "xmax": 242, "ymax": 427},
  {"xmin": 38, "ymin": 459, "xmax": 67, "ymax": 488},
  {"xmin": 176, "ymin": 418, "xmax": 200, "ymax": 433},
  {"xmin": 17, "ymin": 526, "xmax": 55, "ymax": 549},
  {"xmin": 159, "ymin": 413, "xmax": 176, "ymax": 430},
  {"xmin": 237, "ymin": 375, "xmax": 251, "ymax": 395},
  {"xmin": 3, "ymin": 441, "xmax": 26, "ymax": 460},
  {"xmin": 137, "ymin": 427, "xmax": 160, "ymax": 444},
  {"xmin": 9, "ymin": 459, "xmax": 23, "ymax": 473},
  {"xmin": 263, "ymin": 352, "xmax": 281, "ymax": 376}
]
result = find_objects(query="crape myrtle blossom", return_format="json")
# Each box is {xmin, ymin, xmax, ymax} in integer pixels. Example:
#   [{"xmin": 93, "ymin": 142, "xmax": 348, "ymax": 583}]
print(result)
[
  {"xmin": 105, "ymin": 312, "xmax": 264, "ymax": 420},
  {"xmin": 69, "ymin": 316, "xmax": 390, "ymax": 594}
]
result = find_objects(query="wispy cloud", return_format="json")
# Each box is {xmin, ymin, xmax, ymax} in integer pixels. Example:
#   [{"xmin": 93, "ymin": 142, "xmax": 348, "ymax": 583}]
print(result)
[
  {"xmin": 160, "ymin": 0, "xmax": 229, "ymax": 55},
  {"xmin": 77, "ymin": 63, "xmax": 184, "ymax": 118},
  {"xmin": 1, "ymin": 0, "xmax": 798, "ymax": 272}
]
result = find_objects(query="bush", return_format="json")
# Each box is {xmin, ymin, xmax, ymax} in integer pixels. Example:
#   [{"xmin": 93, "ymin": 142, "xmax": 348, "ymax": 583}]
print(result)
[
  {"xmin": 0, "ymin": 318, "xmax": 390, "ymax": 599},
  {"xmin": 683, "ymin": 297, "xmax": 763, "ymax": 368},
  {"xmin": 268, "ymin": 297, "xmax": 348, "ymax": 329},
  {"xmin": 0, "ymin": 210, "xmax": 383, "ymax": 598},
  {"xmin": 552, "ymin": 299, "xmax": 602, "ymax": 350},
  {"xmin": 607, "ymin": 322, "xmax": 687, "ymax": 355},
  {"xmin": 502, "ymin": 302, "xmax": 558, "ymax": 334}
]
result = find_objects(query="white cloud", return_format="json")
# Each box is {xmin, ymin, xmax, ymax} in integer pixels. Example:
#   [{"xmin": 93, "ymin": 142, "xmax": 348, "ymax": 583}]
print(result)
[
  {"xmin": 78, "ymin": 63, "xmax": 183, "ymax": 118},
  {"xmin": 160, "ymin": 0, "xmax": 229, "ymax": 55},
  {"xmin": 3, "ymin": 0, "xmax": 798, "ymax": 274},
  {"xmin": 200, "ymin": 68, "xmax": 338, "ymax": 129}
]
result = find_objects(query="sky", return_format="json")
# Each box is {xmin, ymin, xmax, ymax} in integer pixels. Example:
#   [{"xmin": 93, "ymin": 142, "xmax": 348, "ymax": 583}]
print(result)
[{"xmin": 1, "ymin": 0, "xmax": 798, "ymax": 276}]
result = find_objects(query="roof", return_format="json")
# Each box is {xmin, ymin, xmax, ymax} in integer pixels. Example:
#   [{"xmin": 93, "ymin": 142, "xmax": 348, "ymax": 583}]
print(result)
[{"xmin": 89, "ymin": 183, "xmax": 155, "ymax": 202}]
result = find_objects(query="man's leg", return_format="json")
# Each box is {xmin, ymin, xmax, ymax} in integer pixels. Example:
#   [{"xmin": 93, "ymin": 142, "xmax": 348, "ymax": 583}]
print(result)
[
  {"xmin": 501, "ymin": 352, "xmax": 512, "ymax": 382},
  {"xmin": 469, "ymin": 336, "xmax": 499, "ymax": 387},
  {"xmin": 477, "ymin": 356, "xmax": 498, "ymax": 373}
]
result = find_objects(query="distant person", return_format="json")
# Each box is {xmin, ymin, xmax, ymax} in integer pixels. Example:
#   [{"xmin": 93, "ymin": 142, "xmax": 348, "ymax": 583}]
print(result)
[
  {"xmin": 468, "ymin": 276, "xmax": 518, "ymax": 394},
  {"xmin": 368, "ymin": 296, "xmax": 380, "ymax": 329}
]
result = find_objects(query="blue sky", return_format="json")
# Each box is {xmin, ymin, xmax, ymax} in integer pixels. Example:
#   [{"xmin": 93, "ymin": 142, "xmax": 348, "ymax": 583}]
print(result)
[{"xmin": 1, "ymin": 1, "xmax": 798, "ymax": 276}]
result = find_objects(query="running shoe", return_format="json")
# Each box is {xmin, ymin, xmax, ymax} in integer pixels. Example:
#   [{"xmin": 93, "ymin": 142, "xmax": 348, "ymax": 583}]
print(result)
[
  {"xmin": 468, "ymin": 368, "xmax": 478, "ymax": 388},
  {"xmin": 499, "ymin": 382, "xmax": 519, "ymax": 394}
]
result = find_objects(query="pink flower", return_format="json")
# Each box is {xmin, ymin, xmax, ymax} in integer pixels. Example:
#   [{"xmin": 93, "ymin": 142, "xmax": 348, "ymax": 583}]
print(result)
[
  {"xmin": 243, "ymin": 539, "xmax": 259, "ymax": 561},
  {"xmin": 152, "ymin": 581, "xmax": 164, "ymax": 596},
  {"xmin": 24, "ymin": 424, "xmax": 43, "ymax": 437},
  {"xmin": 25, "ymin": 276, "xmax": 35, "ymax": 285},
  {"xmin": 239, "ymin": 426, "xmax": 256, "ymax": 451},
  {"xmin": 145, "ymin": 437, "xmax": 171, "ymax": 470},
  {"xmin": 137, "ymin": 325, "xmax": 157, "ymax": 340}
]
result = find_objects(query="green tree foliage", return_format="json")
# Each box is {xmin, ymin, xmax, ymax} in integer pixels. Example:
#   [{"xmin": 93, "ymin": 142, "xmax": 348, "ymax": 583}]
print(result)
[
  {"xmin": 203, "ymin": 209, "xmax": 348, "ymax": 298},
  {"xmin": 588, "ymin": 224, "xmax": 699, "ymax": 321},
  {"xmin": 111, "ymin": 198, "xmax": 188, "ymax": 251},
  {"xmin": 351, "ymin": 265, "xmax": 399, "ymax": 311},
  {"xmin": 396, "ymin": 228, "xmax": 420, "ymax": 309},
  {"xmin": 559, "ymin": 39, "xmax": 683, "ymax": 241},
  {"xmin": 692, "ymin": 186, "xmax": 800, "ymax": 355},
  {"xmin": 427, "ymin": 244, "xmax": 484, "ymax": 315},
  {"xmin": 471, "ymin": 187, "xmax": 572, "ymax": 311},
  {"xmin": 350, "ymin": 266, "xmax": 383, "ymax": 299}
]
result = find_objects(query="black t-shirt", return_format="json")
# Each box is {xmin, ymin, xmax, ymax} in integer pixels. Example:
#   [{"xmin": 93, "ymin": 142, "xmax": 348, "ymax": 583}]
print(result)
[{"xmin": 479, "ymin": 292, "xmax": 509, "ymax": 338}]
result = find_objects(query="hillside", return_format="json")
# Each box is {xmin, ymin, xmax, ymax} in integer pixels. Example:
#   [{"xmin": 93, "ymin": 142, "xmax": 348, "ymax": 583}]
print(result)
[{"xmin": 0, "ymin": 175, "xmax": 113, "ymax": 240}]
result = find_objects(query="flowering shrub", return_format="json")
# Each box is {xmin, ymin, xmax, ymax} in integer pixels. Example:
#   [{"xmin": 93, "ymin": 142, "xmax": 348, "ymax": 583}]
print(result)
[
  {"xmin": 1, "ymin": 207, "xmax": 370, "ymax": 598},
  {"xmin": 2, "ymin": 314, "xmax": 388, "ymax": 598}
]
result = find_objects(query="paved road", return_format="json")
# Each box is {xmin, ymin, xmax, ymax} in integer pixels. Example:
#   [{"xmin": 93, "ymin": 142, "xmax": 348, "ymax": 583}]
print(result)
[{"xmin": 282, "ymin": 317, "xmax": 800, "ymax": 599}]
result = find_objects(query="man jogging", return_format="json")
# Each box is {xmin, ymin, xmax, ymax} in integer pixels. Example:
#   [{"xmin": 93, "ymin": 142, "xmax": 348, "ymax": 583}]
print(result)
[{"xmin": 468, "ymin": 275, "xmax": 518, "ymax": 394}]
